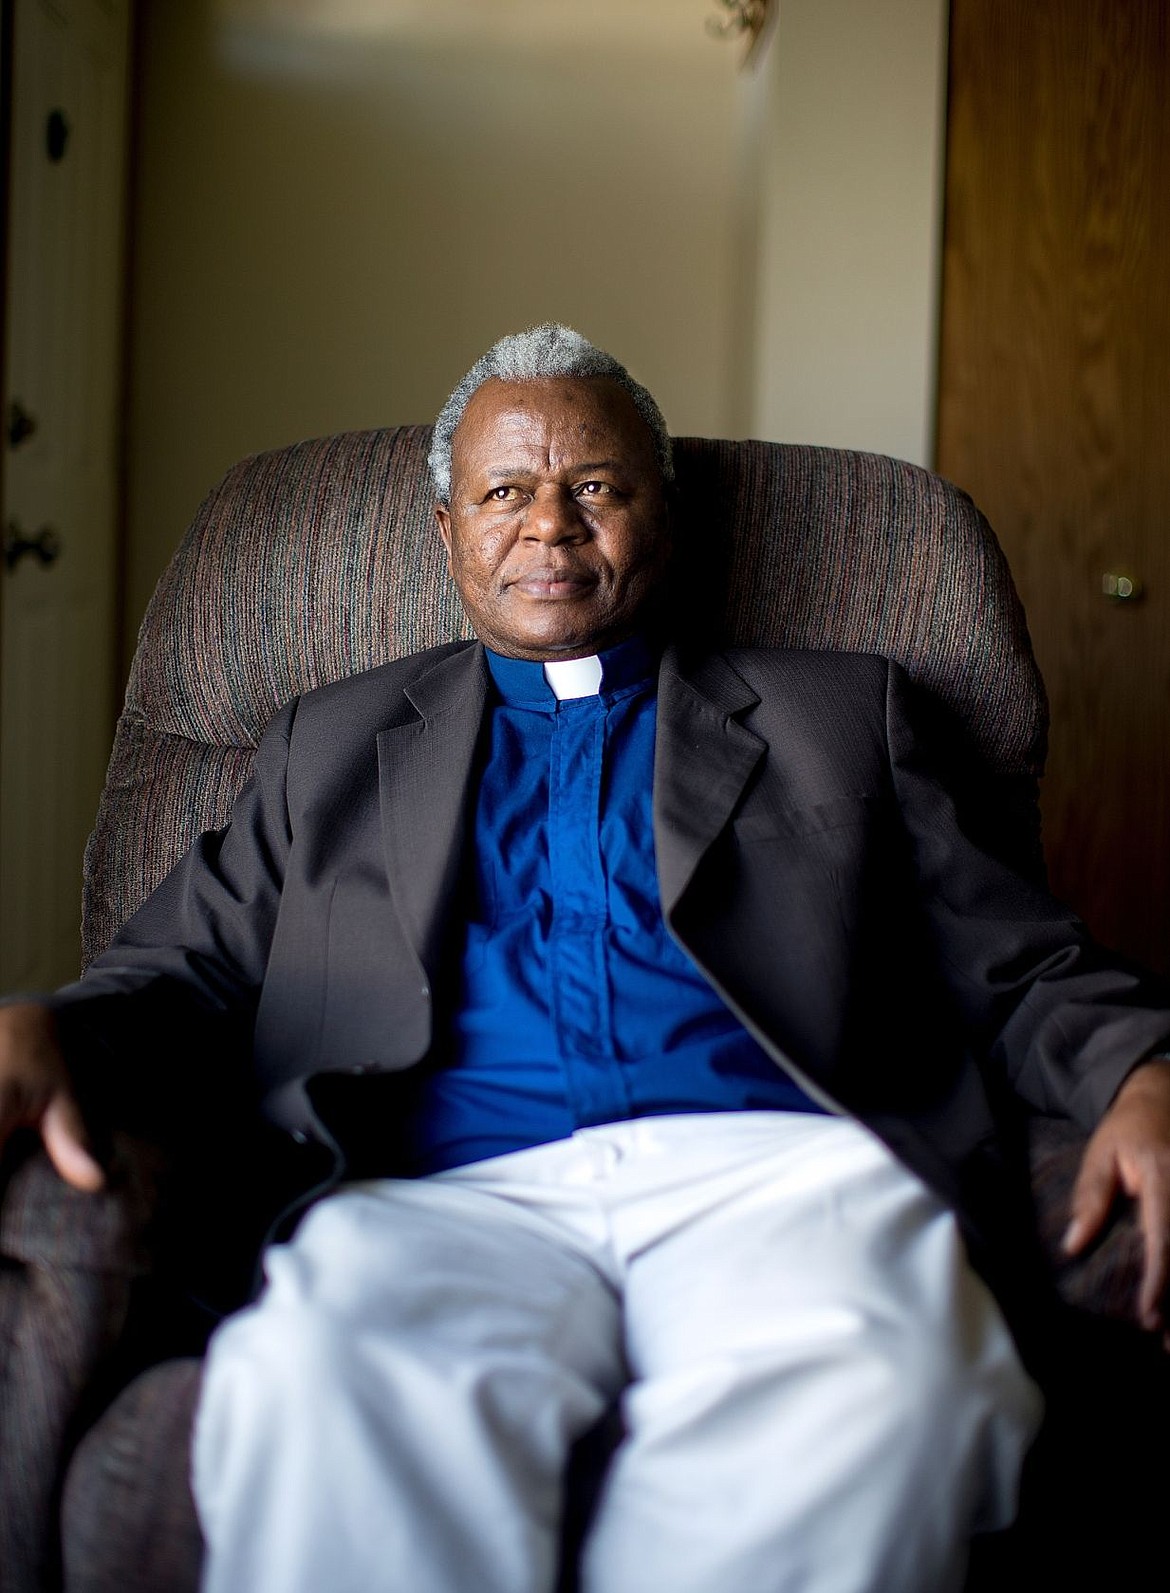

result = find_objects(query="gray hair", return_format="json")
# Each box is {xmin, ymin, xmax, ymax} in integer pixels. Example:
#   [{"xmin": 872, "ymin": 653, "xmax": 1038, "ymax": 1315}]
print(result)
[{"xmin": 428, "ymin": 323, "xmax": 673, "ymax": 502}]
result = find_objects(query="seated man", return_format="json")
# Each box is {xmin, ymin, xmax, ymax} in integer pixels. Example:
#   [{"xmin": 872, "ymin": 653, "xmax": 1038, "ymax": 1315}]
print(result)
[{"xmin": 2, "ymin": 324, "xmax": 1170, "ymax": 1593}]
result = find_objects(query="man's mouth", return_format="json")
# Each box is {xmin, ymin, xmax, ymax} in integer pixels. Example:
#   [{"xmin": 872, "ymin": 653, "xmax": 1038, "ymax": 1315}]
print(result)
[{"xmin": 507, "ymin": 569, "xmax": 596, "ymax": 600}]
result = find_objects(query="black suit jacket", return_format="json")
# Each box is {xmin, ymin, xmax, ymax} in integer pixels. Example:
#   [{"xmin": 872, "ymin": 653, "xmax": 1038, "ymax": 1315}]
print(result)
[{"xmin": 52, "ymin": 641, "xmax": 1170, "ymax": 1327}]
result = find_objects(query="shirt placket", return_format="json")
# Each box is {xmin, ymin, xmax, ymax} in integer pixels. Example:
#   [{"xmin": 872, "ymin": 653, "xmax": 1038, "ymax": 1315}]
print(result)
[{"xmin": 548, "ymin": 695, "xmax": 628, "ymax": 1125}]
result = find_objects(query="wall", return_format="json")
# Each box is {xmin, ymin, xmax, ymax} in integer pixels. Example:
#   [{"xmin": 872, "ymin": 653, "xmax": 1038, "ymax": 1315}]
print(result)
[
  {"xmin": 747, "ymin": 0, "xmax": 949, "ymax": 465},
  {"xmin": 123, "ymin": 0, "xmax": 743, "ymax": 637},
  {"xmin": 123, "ymin": 0, "xmax": 949, "ymax": 642}
]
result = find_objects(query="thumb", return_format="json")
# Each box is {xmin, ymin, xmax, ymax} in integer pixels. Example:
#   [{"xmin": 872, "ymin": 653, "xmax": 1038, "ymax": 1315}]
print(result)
[{"xmin": 41, "ymin": 1091, "xmax": 105, "ymax": 1192}]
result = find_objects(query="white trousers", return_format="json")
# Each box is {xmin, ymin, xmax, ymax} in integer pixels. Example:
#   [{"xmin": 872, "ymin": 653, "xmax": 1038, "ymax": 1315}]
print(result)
[{"xmin": 192, "ymin": 1113, "xmax": 1042, "ymax": 1593}]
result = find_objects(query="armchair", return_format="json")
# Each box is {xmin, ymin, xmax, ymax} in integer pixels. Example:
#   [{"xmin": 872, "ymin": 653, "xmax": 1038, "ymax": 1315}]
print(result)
[{"xmin": 0, "ymin": 426, "xmax": 1158, "ymax": 1591}]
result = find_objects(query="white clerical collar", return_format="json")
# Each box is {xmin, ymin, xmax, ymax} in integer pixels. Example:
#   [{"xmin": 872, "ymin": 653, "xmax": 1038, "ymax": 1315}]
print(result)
[{"xmin": 542, "ymin": 654, "xmax": 604, "ymax": 700}]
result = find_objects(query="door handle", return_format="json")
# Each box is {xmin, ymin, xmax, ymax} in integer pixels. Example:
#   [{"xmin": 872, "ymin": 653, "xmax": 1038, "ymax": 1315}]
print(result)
[{"xmin": 1101, "ymin": 571, "xmax": 1145, "ymax": 603}]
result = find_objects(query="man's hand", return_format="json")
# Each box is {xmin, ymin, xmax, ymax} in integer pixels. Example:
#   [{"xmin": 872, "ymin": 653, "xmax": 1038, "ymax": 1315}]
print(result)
[
  {"xmin": 0, "ymin": 1002, "xmax": 104, "ymax": 1191},
  {"xmin": 1064, "ymin": 1057, "xmax": 1170, "ymax": 1336}
]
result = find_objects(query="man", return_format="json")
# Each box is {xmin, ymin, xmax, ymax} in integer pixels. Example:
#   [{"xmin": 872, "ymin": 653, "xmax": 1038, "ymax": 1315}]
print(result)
[{"xmin": 2, "ymin": 324, "xmax": 1170, "ymax": 1593}]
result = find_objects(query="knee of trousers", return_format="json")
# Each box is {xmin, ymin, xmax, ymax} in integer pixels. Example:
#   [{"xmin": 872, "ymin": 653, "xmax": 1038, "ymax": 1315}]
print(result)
[
  {"xmin": 197, "ymin": 1287, "xmax": 610, "ymax": 1465},
  {"xmin": 195, "ymin": 1296, "xmax": 494, "ymax": 1497},
  {"xmin": 201, "ymin": 1292, "xmax": 491, "ymax": 1417},
  {"xmin": 852, "ymin": 1318, "xmax": 1042, "ymax": 1481}
]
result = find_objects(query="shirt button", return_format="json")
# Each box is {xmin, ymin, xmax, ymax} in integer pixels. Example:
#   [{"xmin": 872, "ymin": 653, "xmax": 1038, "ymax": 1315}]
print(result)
[{"xmin": 290, "ymin": 1129, "xmax": 308, "ymax": 1145}]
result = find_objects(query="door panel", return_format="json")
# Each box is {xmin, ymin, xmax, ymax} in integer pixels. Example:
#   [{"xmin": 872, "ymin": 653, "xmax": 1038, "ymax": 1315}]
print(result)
[
  {"xmin": 0, "ymin": 0, "xmax": 131, "ymax": 987},
  {"xmin": 937, "ymin": 0, "xmax": 1170, "ymax": 974}
]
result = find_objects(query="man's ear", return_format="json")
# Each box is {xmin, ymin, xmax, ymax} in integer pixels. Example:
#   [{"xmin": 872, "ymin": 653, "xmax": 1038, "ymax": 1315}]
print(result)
[{"xmin": 434, "ymin": 503, "xmax": 453, "ymax": 567}]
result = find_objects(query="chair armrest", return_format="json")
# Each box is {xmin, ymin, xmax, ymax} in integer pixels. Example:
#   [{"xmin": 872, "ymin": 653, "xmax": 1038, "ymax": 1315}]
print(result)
[
  {"xmin": 0, "ymin": 1138, "xmax": 164, "ymax": 1593},
  {"xmin": 0, "ymin": 1136, "xmax": 161, "ymax": 1272},
  {"xmin": 1027, "ymin": 1114, "xmax": 1144, "ymax": 1321}
]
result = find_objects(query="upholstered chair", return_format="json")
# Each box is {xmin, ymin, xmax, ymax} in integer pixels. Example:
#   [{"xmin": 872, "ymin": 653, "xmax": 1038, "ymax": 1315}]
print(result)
[{"xmin": 0, "ymin": 428, "xmax": 1157, "ymax": 1592}]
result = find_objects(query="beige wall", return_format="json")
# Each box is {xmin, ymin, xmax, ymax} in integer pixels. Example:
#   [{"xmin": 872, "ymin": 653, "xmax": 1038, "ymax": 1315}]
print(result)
[
  {"xmin": 747, "ymin": 0, "xmax": 949, "ymax": 464},
  {"xmin": 123, "ymin": 0, "xmax": 948, "ymax": 642},
  {"xmin": 124, "ymin": 0, "xmax": 743, "ymax": 636}
]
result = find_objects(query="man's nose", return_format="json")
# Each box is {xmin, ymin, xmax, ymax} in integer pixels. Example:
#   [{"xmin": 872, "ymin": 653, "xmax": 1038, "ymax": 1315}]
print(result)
[{"xmin": 525, "ymin": 488, "xmax": 586, "ymax": 543}]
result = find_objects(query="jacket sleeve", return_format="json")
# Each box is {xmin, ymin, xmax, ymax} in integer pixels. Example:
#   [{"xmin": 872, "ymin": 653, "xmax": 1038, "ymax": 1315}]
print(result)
[
  {"xmin": 885, "ymin": 660, "xmax": 1170, "ymax": 1131},
  {"xmin": 43, "ymin": 698, "xmax": 300, "ymax": 1098}
]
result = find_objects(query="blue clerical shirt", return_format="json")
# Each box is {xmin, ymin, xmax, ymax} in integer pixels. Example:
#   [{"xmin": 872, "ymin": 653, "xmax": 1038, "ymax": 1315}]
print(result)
[{"xmin": 399, "ymin": 636, "xmax": 823, "ymax": 1174}]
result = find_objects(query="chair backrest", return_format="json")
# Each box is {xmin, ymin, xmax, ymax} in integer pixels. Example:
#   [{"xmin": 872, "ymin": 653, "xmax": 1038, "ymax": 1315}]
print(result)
[{"xmin": 81, "ymin": 427, "xmax": 1046, "ymax": 965}]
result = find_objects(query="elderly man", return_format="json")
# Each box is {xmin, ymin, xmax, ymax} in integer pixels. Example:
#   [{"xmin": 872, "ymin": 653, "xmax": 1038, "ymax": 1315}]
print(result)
[{"xmin": 2, "ymin": 325, "xmax": 1170, "ymax": 1593}]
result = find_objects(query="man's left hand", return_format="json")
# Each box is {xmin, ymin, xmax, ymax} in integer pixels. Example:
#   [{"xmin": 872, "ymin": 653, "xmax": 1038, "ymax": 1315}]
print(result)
[{"xmin": 1064, "ymin": 1057, "xmax": 1170, "ymax": 1340}]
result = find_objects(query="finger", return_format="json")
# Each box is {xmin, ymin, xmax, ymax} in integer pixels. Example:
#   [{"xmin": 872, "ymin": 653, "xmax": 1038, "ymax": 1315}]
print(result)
[
  {"xmin": 41, "ymin": 1092, "xmax": 105, "ymax": 1193},
  {"xmin": 1063, "ymin": 1144, "xmax": 1119, "ymax": 1255},
  {"xmin": 1133, "ymin": 1173, "xmax": 1170, "ymax": 1330}
]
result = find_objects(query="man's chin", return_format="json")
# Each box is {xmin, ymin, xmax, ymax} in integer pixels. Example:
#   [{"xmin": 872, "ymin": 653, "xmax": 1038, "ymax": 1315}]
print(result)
[
  {"xmin": 477, "ymin": 619, "xmax": 631, "ymax": 663},
  {"xmin": 485, "ymin": 639, "xmax": 608, "ymax": 663},
  {"xmin": 473, "ymin": 601, "xmax": 622, "ymax": 662}
]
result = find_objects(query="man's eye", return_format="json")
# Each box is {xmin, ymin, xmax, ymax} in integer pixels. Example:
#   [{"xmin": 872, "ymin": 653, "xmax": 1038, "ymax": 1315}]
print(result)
[
  {"xmin": 488, "ymin": 486, "xmax": 520, "ymax": 501},
  {"xmin": 576, "ymin": 481, "xmax": 613, "ymax": 497}
]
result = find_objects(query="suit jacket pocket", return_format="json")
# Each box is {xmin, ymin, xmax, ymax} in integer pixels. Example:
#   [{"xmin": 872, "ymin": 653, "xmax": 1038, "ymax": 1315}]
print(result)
[{"xmin": 731, "ymin": 792, "xmax": 880, "ymax": 843}]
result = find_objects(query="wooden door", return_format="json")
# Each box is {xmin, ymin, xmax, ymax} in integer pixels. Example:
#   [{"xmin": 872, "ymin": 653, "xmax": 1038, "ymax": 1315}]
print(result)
[
  {"xmin": 937, "ymin": 0, "xmax": 1170, "ymax": 975},
  {"xmin": 0, "ymin": 0, "xmax": 131, "ymax": 988}
]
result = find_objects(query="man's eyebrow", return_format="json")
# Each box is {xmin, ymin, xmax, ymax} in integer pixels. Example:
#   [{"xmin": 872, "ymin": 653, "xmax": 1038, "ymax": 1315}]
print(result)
[{"xmin": 480, "ymin": 465, "xmax": 535, "ymax": 483}]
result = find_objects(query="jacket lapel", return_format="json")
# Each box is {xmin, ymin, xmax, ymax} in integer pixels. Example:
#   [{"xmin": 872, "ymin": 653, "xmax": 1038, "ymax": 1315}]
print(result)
[
  {"xmin": 376, "ymin": 643, "xmax": 488, "ymax": 978},
  {"xmin": 654, "ymin": 645, "xmax": 766, "ymax": 917}
]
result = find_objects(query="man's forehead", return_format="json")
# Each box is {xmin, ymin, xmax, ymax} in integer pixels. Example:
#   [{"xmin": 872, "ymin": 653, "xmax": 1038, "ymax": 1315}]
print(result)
[{"xmin": 452, "ymin": 376, "xmax": 654, "ymax": 460}]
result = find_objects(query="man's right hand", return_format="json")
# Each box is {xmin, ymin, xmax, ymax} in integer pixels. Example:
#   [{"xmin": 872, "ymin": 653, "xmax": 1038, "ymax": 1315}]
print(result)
[{"xmin": 0, "ymin": 1002, "xmax": 104, "ymax": 1191}]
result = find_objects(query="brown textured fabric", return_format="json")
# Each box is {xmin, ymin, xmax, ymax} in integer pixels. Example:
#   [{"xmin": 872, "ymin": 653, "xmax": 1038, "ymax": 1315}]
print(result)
[
  {"xmin": 83, "ymin": 726, "xmax": 258, "ymax": 966},
  {"xmin": 0, "ymin": 1262, "xmax": 127, "ymax": 1592},
  {"xmin": 670, "ymin": 441, "xmax": 1042, "ymax": 775},
  {"xmin": 61, "ymin": 1359, "xmax": 204, "ymax": 1593},
  {"xmin": 0, "ymin": 1138, "xmax": 160, "ymax": 1272},
  {"xmin": 0, "ymin": 1143, "xmax": 162, "ymax": 1593}
]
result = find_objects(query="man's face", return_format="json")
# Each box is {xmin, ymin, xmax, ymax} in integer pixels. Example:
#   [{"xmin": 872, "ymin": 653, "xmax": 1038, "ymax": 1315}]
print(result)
[{"xmin": 435, "ymin": 376, "xmax": 671, "ymax": 661}]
